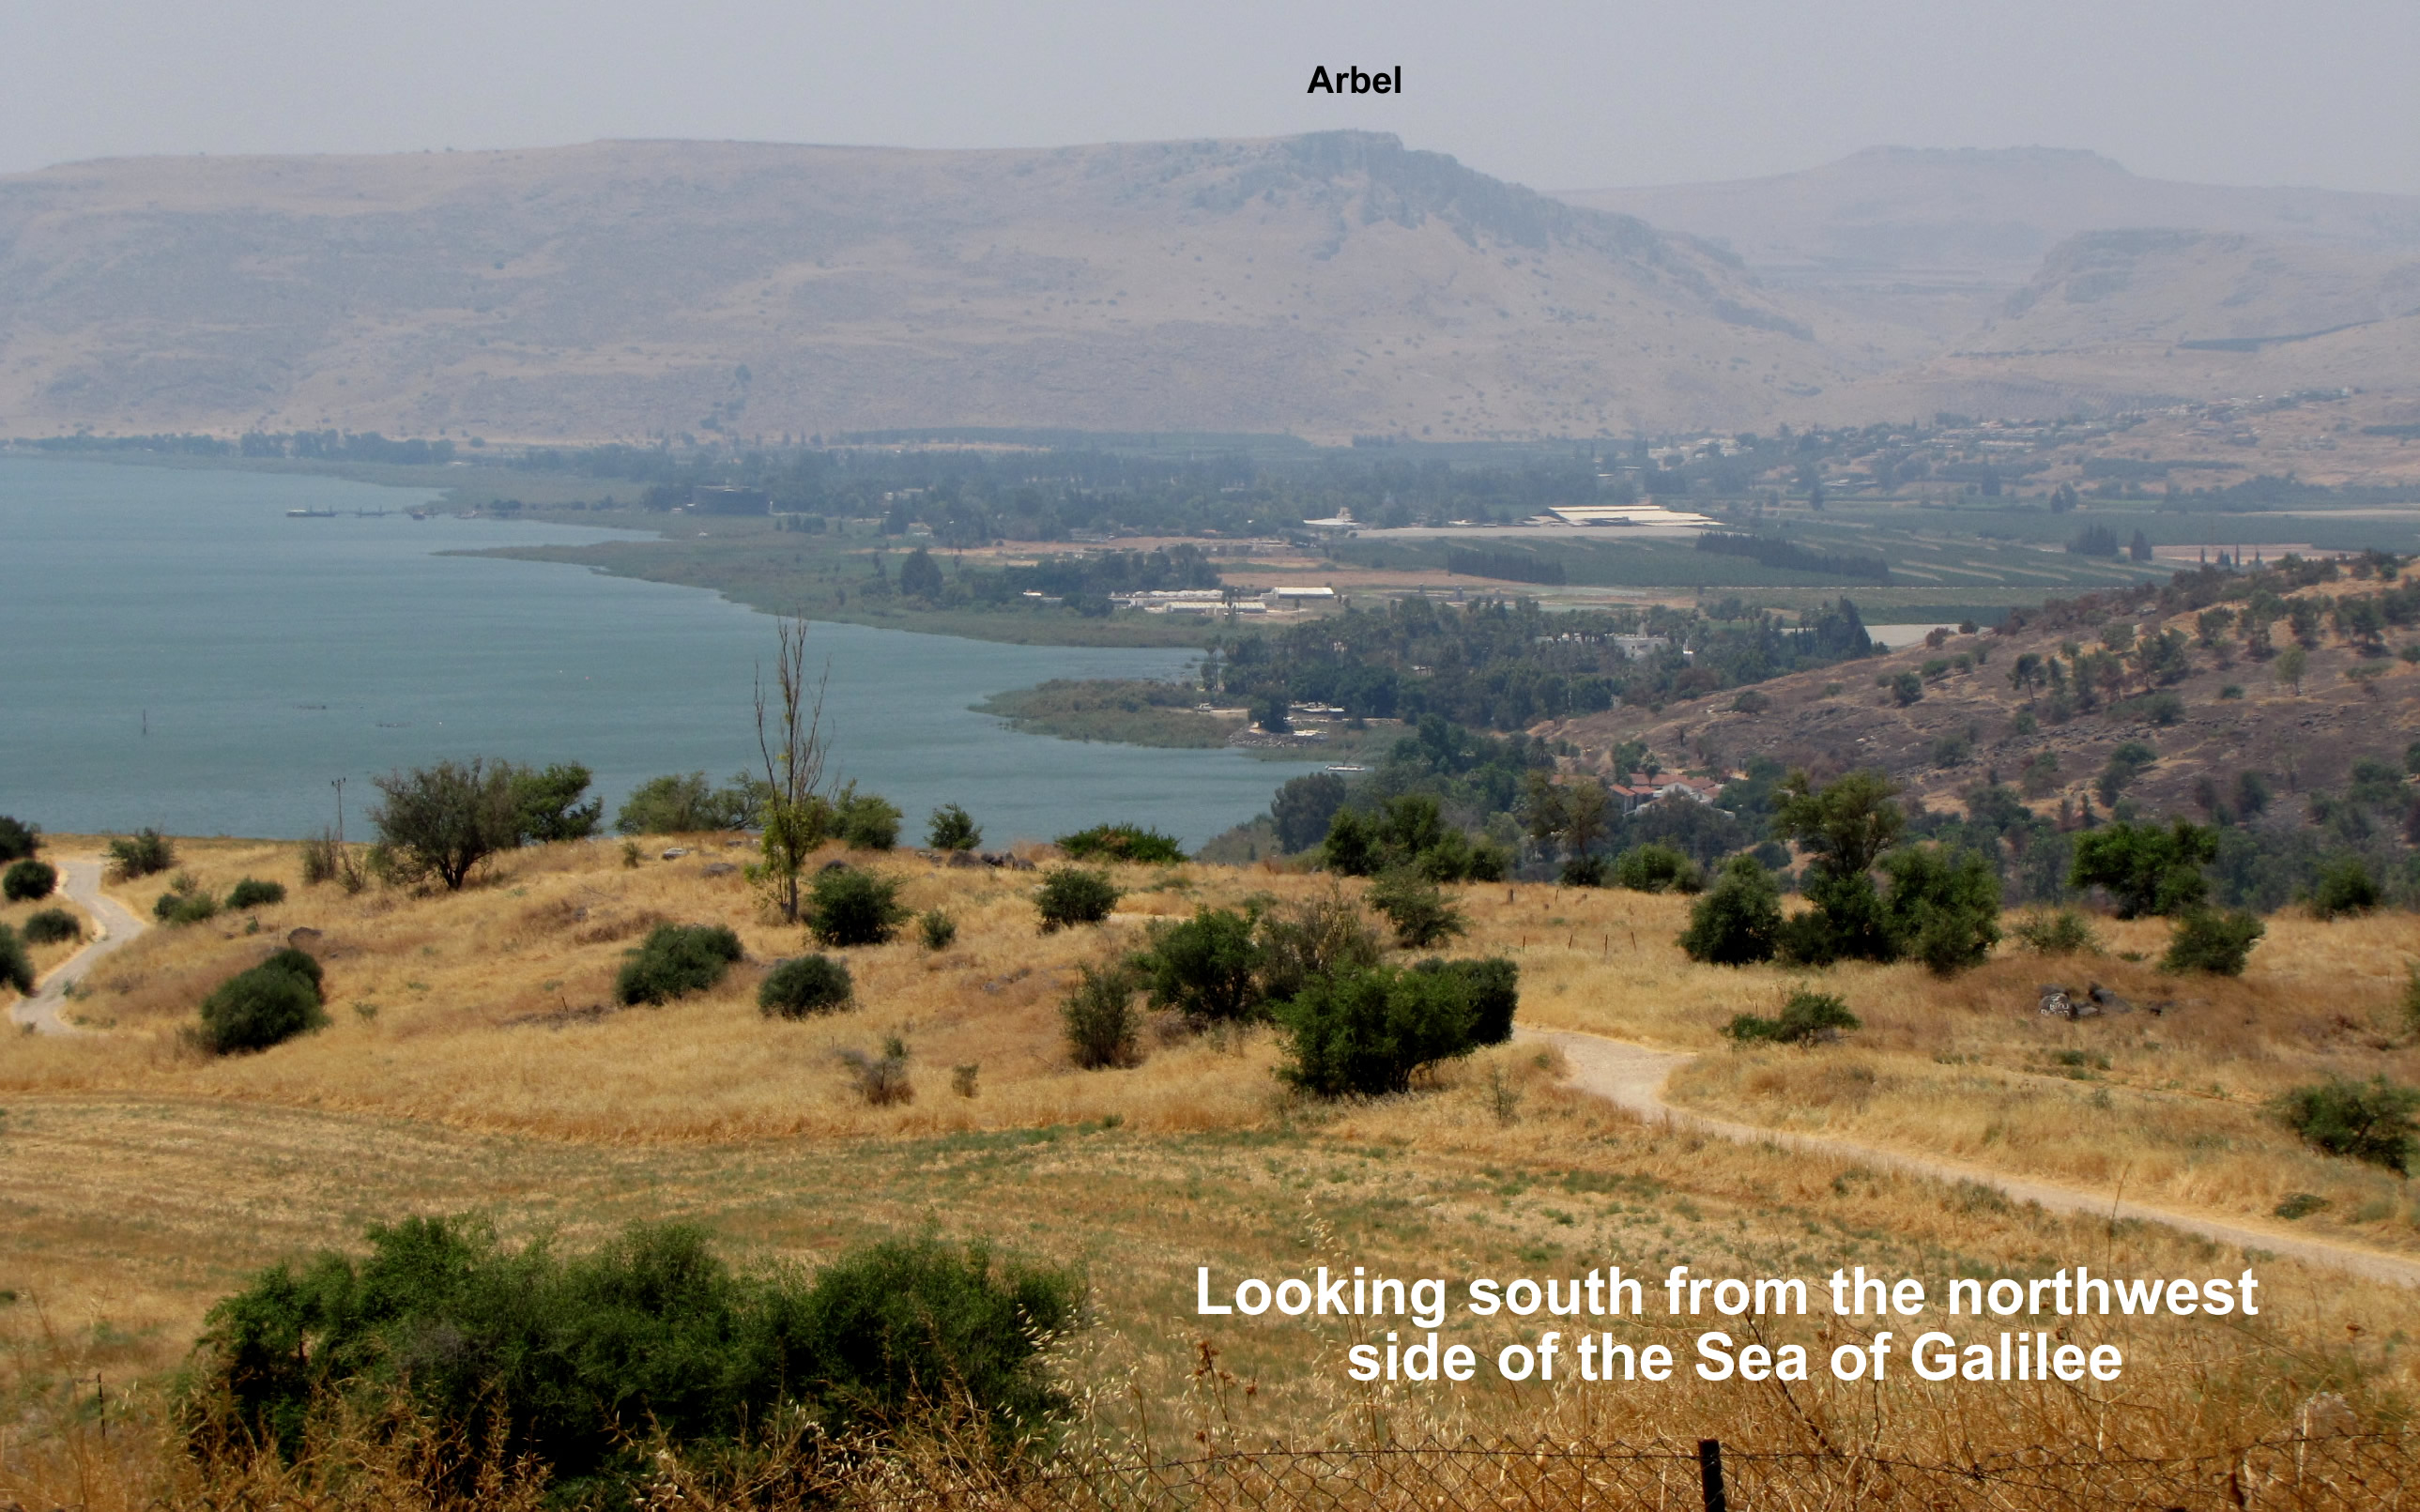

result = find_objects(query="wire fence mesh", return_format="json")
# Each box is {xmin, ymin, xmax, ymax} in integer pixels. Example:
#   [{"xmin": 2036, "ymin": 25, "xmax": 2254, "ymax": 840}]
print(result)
[{"xmin": 841, "ymin": 1429, "xmax": 2420, "ymax": 1512}]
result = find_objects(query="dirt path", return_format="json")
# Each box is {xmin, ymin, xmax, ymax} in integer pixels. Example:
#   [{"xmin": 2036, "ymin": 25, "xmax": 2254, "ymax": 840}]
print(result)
[
  {"xmin": 1524, "ymin": 1026, "xmax": 2420, "ymax": 1290},
  {"xmin": 8, "ymin": 857, "xmax": 146, "ymax": 1035}
]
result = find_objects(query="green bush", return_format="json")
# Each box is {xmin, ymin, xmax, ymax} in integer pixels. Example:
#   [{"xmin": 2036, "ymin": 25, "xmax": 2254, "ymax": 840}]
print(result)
[
  {"xmin": 1778, "ymin": 870, "xmax": 1898, "ymax": 966},
  {"xmin": 1723, "ymin": 988, "xmax": 1861, "ymax": 1046},
  {"xmin": 107, "ymin": 828, "xmax": 175, "ymax": 879},
  {"xmin": 1557, "ymin": 854, "xmax": 1608, "ymax": 888},
  {"xmin": 807, "ymin": 867, "xmax": 909, "ymax": 947},
  {"xmin": 3, "ymin": 859, "xmax": 56, "ymax": 902},
  {"xmin": 1062, "ymin": 962, "xmax": 1142, "ymax": 1068},
  {"xmin": 2011, "ymin": 909, "xmax": 2102, "ymax": 955},
  {"xmin": 1254, "ymin": 891, "xmax": 1384, "ymax": 1004},
  {"xmin": 1407, "ymin": 956, "xmax": 1520, "ymax": 1045},
  {"xmin": 1610, "ymin": 843, "xmax": 1700, "ymax": 894},
  {"xmin": 2161, "ymin": 909, "xmax": 2265, "ymax": 976},
  {"xmin": 225, "ymin": 877, "xmax": 286, "ymax": 910},
  {"xmin": 1271, "ymin": 964, "xmax": 1490, "ymax": 1097},
  {"xmin": 2311, "ymin": 858, "xmax": 2383, "ymax": 920},
  {"xmin": 759, "ymin": 955, "xmax": 853, "ymax": 1017},
  {"xmin": 1679, "ymin": 857, "xmax": 1783, "ymax": 966},
  {"xmin": 259, "ymin": 947, "xmax": 326, "ymax": 997},
  {"xmin": 927, "ymin": 803, "xmax": 982, "ymax": 852},
  {"xmin": 1036, "ymin": 867, "xmax": 1120, "ymax": 932},
  {"xmin": 0, "ymin": 925, "xmax": 30, "ymax": 995},
  {"xmin": 1368, "ymin": 869, "xmax": 1467, "ymax": 948},
  {"xmin": 919, "ymin": 909, "xmax": 957, "ymax": 951},
  {"xmin": 2274, "ymin": 1077, "xmax": 2420, "ymax": 1173},
  {"xmin": 1138, "ymin": 907, "xmax": 1264, "ymax": 1025},
  {"xmin": 21, "ymin": 909, "xmax": 81, "ymax": 946},
  {"xmin": 0, "ymin": 816, "xmax": 37, "ymax": 863},
  {"xmin": 613, "ymin": 771, "xmax": 764, "ymax": 834},
  {"xmin": 155, "ymin": 875, "xmax": 221, "ymax": 924},
  {"xmin": 1056, "ymin": 822, "xmax": 1185, "ymax": 863},
  {"xmin": 835, "ymin": 787, "xmax": 902, "ymax": 850},
  {"xmin": 188, "ymin": 1220, "xmax": 1082, "ymax": 1499},
  {"xmin": 615, "ymin": 923, "xmax": 744, "ymax": 1005},
  {"xmin": 2070, "ymin": 818, "xmax": 2216, "ymax": 918},
  {"xmin": 1878, "ymin": 844, "xmax": 2001, "ymax": 975},
  {"xmin": 197, "ymin": 954, "xmax": 328, "ymax": 1055},
  {"xmin": 507, "ymin": 762, "xmax": 603, "ymax": 843}
]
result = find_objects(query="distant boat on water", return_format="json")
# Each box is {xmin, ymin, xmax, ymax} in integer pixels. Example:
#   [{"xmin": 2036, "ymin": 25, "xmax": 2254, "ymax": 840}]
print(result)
[{"xmin": 286, "ymin": 508, "xmax": 337, "ymax": 518}]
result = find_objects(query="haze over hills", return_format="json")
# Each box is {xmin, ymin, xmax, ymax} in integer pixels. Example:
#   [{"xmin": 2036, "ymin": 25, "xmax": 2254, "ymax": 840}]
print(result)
[
  {"xmin": 1559, "ymin": 147, "xmax": 2420, "ymax": 422},
  {"xmin": 0, "ymin": 132, "xmax": 1852, "ymax": 444},
  {"xmin": 8, "ymin": 132, "xmax": 2420, "ymax": 443}
]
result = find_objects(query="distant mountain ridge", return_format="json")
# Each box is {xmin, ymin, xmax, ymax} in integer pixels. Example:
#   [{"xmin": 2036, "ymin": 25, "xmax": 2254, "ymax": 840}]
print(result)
[
  {"xmin": 7, "ymin": 134, "xmax": 2420, "ymax": 442},
  {"xmin": 0, "ymin": 132, "xmax": 1848, "ymax": 443}
]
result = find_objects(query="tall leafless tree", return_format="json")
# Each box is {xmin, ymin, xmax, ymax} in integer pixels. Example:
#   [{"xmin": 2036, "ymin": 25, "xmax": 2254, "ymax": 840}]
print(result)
[{"xmin": 755, "ymin": 616, "xmax": 832, "ymax": 922}]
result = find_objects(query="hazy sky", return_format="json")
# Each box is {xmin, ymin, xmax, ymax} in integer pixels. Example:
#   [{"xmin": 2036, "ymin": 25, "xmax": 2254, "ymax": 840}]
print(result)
[{"xmin": 7, "ymin": 0, "xmax": 2417, "ymax": 194}]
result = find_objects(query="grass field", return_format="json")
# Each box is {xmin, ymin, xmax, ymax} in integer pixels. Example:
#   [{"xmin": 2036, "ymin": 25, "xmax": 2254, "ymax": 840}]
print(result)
[{"xmin": 5, "ymin": 837, "xmax": 2419, "ymax": 1503}]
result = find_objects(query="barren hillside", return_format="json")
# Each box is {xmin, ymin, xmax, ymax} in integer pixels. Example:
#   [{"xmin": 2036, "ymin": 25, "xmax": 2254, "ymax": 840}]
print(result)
[{"xmin": 0, "ymin": 133, "xmax": 1854, "ymax": 443}]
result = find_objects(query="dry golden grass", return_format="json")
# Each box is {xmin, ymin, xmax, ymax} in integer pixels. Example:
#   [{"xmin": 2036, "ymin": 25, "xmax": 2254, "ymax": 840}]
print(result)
[
  {"xmin": 7, "ymin": 838, "xmax": 2420, "ymax": 1505},
  {"xmin": 2, "ymin": 888, "xmax": 88, "ymax": 983}
]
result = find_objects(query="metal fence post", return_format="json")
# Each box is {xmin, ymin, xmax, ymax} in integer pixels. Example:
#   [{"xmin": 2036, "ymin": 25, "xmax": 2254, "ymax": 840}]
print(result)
[{"xmin": 1697, "ymin": 1437, "xmax": 1728, "ymax": 1512}]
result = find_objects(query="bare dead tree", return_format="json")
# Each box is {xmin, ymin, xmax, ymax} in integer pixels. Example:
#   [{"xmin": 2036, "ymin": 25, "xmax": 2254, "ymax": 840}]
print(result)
[{"xmin": 754, "ymin": 615, "xmax": 833, "ymax": 923}]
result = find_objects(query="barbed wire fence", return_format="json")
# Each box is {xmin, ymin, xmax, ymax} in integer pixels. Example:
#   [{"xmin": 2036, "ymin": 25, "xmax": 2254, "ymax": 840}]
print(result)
[{"xmin": 841, "ymin": 1429, "xmax": 2420, "ymax": 1512}]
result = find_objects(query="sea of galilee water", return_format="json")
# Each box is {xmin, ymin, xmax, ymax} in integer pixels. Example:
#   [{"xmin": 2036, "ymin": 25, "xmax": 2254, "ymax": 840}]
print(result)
[{"xmin": 0, "ymin": 456, "xmax": 1290, "ymax": 847}]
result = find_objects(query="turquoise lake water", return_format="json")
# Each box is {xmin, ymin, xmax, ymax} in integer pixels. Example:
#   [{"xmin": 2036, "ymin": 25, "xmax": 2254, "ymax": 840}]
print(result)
[{"xmin": 0, "ymin": 456, "xmax": 1291, "ymax": 846}]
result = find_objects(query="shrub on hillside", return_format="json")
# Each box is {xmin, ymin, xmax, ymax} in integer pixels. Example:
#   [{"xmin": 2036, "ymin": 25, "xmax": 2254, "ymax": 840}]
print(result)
[
  {"xmin": 1723, "ymin": 988, "xmax": 1861, "ymax": 1046},
  {"xmin": 369, "ymin": 759, "xmax": 521, "ymax": 890},
  {"xmin": 1254, "ymin": 890, "xmax": 1384, "ymax": 1004},
  {"xmin": 21, "ymin": 909, "xmax": 81, "ymax": 946},
  {"xmin": 758, "ymin": 955, "xmax": 853, "ymax": 1017},
  {"xmin": 2011, "ymin": 909, "xmax": 2102, "ymax": 955},
  {"xmin": 0, "ymin": 925, "xmax": 30, "ymax": 996},
  {"xmin": 107, "ymin": 828, "xmax": 175, "ymax": 879},
  {"xmin": 188, "ymin": 1220, "xmax": 1082, "ymax": 1498},
  {"xmin": 2070, "ymin": 818, "xmax": 2216, "ymax": 918},
  {"xmin": 197, "ymin": 952, "xmax": 328, "ymax": 1055},
  {"xmin": 1320, "ymin": 796, "xmax": 1507, "ymax": 882},
  {"xmin": 919, "ymin": 909, "xmax": 957, "ymax": 951},
  {"xmin": 225, "ymin": 877, "xmax": 286, "ymax": 910},
  {"xmin": 2311, "ymin": 857, "xmax": 2382, "ymax": 920},
  {"xmin": 614, "ymin": 771, "xmax": 764, "ymax": 834},
  {"xmin": 1368, "ymin": 868, "xmax": 1467, "ymax": 949},
  {"xmin": 807, "ymin": 867, "xmax": 909, "ymax": 947},
  {"xmin": 835, "ymin": 787, "xmax": 902, "ymax": 850},
  {"xmin": 1679, "ymin": 857, "xmax": 1782, "ymax": 966},
  {"xmin": 155, "ymin": 875, "xmax": 220, "ymax": 924},
  {"xmin": 1610, "ymin": 843, "xmax": 1701, "ymax": 894},
  {"xmin": 615, "ymin": 923, "xmax": 743, "ymax": 1005},
  {"xmin": 507, "ymin": 761, "xmax": 603, "ymax": 843},
  {"xmin": 1407, "ymin": 956, "xmax": 1520, "ymax": 1045},
  {"xmin": 3, "ymin": 859, "xmax": 56, "ymax": 902},
  {"xmin": 1056, "ymin": 822, "xmax": 1185, "ymax": 863},
  {"xmin": 1036, "ymin": 867, "xmax": 1120, "ymax": 932},
  {"xmin": 0, "ymin": 816, "xmax": 37, "ymax": 863},
  {"xmin": 1878, "ymin": 844, "xmax": 2001, "ymax": 975},
  {"xmin": 839, "ymin": 1035, "xmax": 914, "ymax": 1105},
  {"xmin": 2274, "ymin": 1077, "xmax": 2420, "ymax": 1173},
  {"xmin": 2161, "ymin": 909, "xmax": 2264, "ymax": 976},
  {"xmin": 1062, "ymin": 962, "xmax": 1142, "ymax": 1069},
  {"xmin": 927, "ymin": 803, "xmax": 982, "ymax": 852},
  {"xmin": 1138, "ymin": 907, "xmax": 1264, "ymax": 1025},
  {"xmin": 1271, "ymin": 964, "xmax": 1491, "ymax": 1097},
  {"xmin": 1557, "ymin": 854, "xmax": 1608, "ymax": 888}
]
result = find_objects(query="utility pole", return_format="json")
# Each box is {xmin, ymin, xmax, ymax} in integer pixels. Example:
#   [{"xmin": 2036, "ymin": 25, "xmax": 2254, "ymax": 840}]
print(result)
[{"xmin": 331, "ymin": 777, "xmax": 346, "ymax": 847}]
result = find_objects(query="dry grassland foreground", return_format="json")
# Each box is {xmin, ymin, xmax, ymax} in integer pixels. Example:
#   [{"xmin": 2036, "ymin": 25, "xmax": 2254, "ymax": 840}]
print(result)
[{"xmin": 6, "ymin": 835, "xmax": 2420, "ymax": 1504}]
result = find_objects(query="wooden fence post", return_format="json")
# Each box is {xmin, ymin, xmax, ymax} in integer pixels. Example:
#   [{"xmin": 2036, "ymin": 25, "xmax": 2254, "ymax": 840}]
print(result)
[{"xmin": 1697, "ymin": 1437, "xmax": 1727, "ymax": 1512}]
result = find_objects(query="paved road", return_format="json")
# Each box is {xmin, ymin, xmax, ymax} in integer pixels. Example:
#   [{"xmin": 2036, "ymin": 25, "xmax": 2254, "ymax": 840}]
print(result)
[
  {"xmin": 1524, "ymin": 1025, "xmax": 2420, "ymax": 1290},
  {"xmin": 8, "ymin": 857, "xmax": 147, "ymax": 1035}
]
